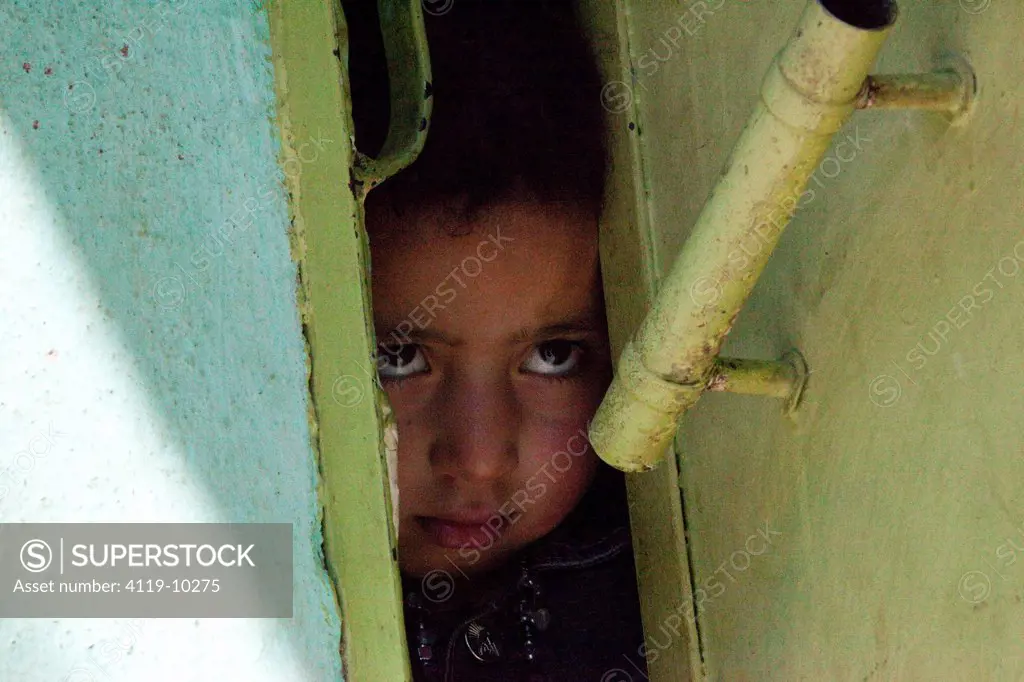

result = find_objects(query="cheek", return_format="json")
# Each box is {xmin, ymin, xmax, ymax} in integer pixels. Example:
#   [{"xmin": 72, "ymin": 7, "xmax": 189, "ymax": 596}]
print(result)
[
  {"xmin": 515, "ymin": 424, "xmax": 598, "ymax": 524},
  {"xmin": 514, "ymin": 372, "xmax": 607, "ymax": 507},
  {"xmin": 521, "ymin": 373, "xmax": 608, "ymax": 429}
]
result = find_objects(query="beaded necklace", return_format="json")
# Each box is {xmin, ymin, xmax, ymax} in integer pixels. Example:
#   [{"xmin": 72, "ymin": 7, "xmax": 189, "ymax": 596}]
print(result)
[{"xmin": 405, "ymin": 559, "xmax": 551, "ymax": 680}]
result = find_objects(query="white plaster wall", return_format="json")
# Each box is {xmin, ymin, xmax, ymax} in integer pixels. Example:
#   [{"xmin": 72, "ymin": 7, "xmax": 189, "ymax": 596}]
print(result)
[{"xmin": 0, "ymin": 1, "xmax": 342, "ymax": 680}]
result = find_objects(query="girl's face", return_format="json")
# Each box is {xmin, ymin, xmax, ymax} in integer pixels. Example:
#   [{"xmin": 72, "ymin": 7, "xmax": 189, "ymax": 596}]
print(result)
[{"xmin": 368, "ymin": 199, "xmax": 613, "ymax": 578}]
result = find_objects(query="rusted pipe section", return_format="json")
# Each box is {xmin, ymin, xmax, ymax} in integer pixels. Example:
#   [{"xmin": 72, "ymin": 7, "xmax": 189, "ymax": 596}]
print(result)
[
  {"xmin": 708, "ymin": 351, "xmax": 809, "ymax": 414},
  {"xmin": 856, "ymin": 70, "xmax": 974, "ymax": 114},
  {"xmin": 707, "ymin": 358, "xmax": 791, "ymax": 397}
]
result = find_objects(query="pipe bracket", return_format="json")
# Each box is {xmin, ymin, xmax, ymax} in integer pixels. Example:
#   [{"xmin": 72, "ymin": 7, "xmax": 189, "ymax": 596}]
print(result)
[{"xmin": 707, "ymin": 349, "xmax": 809, "ymax": 415}]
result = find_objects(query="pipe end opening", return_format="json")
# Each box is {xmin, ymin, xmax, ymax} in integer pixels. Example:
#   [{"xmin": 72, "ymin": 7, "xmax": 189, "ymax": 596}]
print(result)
[{"xmin": 819, "ymin": 0, "xmax": 897, "ymax": 30}]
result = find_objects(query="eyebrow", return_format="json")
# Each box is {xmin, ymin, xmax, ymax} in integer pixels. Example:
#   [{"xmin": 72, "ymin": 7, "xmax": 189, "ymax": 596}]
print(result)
[
  {"xmin": 511, "ymin": 316, "xmax": 601, "ymax": 344},
  {"xmin": 376, "ymin": 314, "xmax": 600, "ymax": 348}
]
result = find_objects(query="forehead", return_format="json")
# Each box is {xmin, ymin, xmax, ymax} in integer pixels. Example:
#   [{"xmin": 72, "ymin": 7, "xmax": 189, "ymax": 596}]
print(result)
[{"xmin": 367, "ymin": 201, "xmax": 602, "ymax": 343}]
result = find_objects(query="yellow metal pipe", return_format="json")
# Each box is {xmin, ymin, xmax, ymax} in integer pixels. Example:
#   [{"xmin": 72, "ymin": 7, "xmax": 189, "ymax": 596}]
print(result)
[{"xmin": 589, "ymin": 0, "xmax": 895, "ymax": 472}]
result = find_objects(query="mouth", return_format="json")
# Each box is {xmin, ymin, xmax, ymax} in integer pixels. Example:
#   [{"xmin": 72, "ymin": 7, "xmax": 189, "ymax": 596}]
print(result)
[{"xmin": 416, "ymin": 510, "xmax": 508, "ymax": 550}]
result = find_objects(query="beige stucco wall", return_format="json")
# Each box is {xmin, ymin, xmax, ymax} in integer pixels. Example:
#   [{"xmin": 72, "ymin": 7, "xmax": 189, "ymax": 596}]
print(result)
[{"xmin": 620, "ymin": 0, "xmax": 1023, "ymax": 679}]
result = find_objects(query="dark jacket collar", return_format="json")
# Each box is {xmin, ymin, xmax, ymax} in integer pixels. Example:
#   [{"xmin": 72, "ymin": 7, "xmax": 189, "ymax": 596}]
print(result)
[{"xmin": 523, "ymin": 462, "xmax": 632, "ymax": 571}]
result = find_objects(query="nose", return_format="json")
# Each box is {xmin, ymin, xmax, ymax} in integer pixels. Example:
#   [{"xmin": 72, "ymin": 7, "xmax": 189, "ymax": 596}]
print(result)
[{"xmin": 430, "ymin": 372, "xmax": 518, "ymax": 484}]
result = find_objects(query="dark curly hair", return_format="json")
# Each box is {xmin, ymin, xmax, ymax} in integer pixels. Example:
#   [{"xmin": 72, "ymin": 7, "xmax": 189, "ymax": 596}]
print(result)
[{"xmin": 345, "ymin": 0, "xmax": 607, "ymax": 222}]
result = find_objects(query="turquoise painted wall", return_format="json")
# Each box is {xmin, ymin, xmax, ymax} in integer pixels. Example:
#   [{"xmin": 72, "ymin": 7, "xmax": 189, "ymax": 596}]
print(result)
[{"xmin": 0, "ymin": 2, "xmax": 342, "ymax": 679}]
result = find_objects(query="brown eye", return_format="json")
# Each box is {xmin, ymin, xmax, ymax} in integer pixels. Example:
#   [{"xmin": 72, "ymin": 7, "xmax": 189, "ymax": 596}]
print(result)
[
  {"xmin": 377, "ymin": 343, "xmax": 429, "ymax": 380},
  {"xmin": 521, "ymin": 340, "xmax": 583, "ymax": 377}
]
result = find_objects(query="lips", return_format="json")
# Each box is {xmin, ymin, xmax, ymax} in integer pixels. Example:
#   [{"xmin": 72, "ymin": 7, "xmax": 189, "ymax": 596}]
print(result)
[{"xmin": 417, "ymin": 511, "xmax": 506, "ymax": 550}]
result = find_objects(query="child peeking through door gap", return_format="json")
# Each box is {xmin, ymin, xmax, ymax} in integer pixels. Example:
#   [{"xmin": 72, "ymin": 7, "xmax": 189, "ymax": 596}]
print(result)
[{"xmin": 347, "ymin": 0, "xmax": 647, "ymax": 679}]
